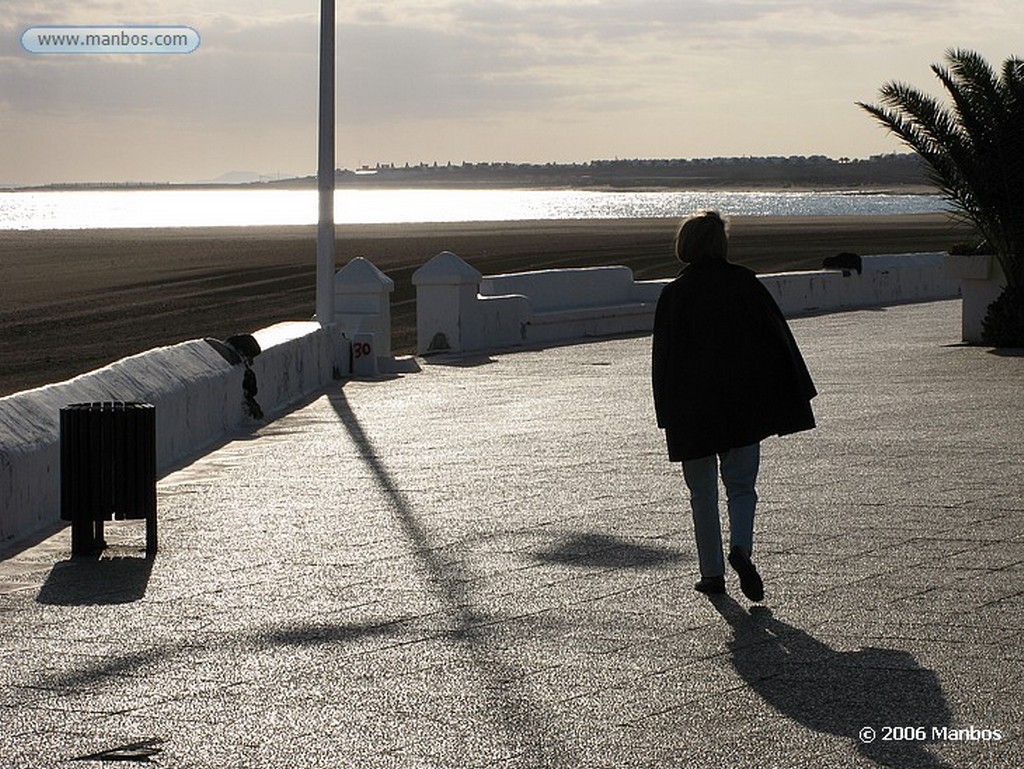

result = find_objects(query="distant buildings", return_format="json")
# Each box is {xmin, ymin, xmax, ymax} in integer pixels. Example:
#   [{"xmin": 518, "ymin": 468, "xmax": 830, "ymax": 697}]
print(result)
[{"xmin": 328, "ymin": 154, "xmax": 927, "ymax": 189}]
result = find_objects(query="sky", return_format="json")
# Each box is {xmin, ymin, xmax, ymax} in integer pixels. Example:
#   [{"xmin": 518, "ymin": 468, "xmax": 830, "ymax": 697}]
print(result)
[{"xmin": 1, "ymin": 0, "xmax": 1022, "ymax": 186}]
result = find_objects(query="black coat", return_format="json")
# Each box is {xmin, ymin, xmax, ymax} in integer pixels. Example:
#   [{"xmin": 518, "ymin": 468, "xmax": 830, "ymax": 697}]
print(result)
[{"xmin": 652, "ymin": 260, "xmax": 817, "ymax": 461}]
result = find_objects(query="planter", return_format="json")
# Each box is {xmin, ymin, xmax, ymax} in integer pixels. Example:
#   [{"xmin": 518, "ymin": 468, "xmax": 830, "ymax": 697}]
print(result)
[{"xmin": 944, "ymin": 254, "xmax": 1008, "ymax": 344}]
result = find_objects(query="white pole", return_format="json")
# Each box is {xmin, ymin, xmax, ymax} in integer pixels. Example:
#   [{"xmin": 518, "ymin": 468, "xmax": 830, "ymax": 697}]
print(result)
[{"xmin": 316, "ymin": 0, "xmax": 336, "ymax": 325}]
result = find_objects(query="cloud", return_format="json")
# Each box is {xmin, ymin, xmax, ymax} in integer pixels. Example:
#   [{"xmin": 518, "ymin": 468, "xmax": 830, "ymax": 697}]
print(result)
[
  {"xmin": 0, "ymin": 6, "xmax": 324, "ymax": 183},
  {"xmin": 2, "ymin": 12, "xmax": 319, "ymax": 123},
  {"xmin": 329, "ymin": 0, "xmax": 993, "ymax": 128},
  {"xmin": 336, "ymin": 23, "xmax": 577, "ymax": 123},
  {"xmin": 3, "ymin": 0, "xmax": 1023, "ymax": 183},
  {"xmin": 4, "ymin": 0, "xmax": 1013, "ymax": 126}
]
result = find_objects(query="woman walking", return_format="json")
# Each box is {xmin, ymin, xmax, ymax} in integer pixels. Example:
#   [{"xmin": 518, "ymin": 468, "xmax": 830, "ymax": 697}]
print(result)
[{"xmin": 652, "ymin": 211, "xmax": 817, "ymax": 601}]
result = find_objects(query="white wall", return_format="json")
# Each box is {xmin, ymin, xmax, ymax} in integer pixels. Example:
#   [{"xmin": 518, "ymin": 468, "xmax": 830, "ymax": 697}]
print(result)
[
  {"xmin": 414, "ymin": 252, "xmax": 960, "ymax": 354},
  {"xmin": 0, "ymin": 322, "xmax": 349, "ymax": 549},
  {"xmin": 1, "ymin": 250, "xmax": 962, "ymax": 548},
  {"xmin": 761, "ymin": 253, "xmax": 960, "ymax": 316},
  {"xmin": 944, "ymin": 254, "xmax": 1007, "ymax": 343}
]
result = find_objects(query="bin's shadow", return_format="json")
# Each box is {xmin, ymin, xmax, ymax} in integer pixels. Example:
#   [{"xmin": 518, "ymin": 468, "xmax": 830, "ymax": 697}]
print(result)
[
  {"xmin": 37, "ymin": 552, "xmax": 154, "ymax": 606},
  {"xmin": 711, "ymin": 596, "xmax": 953, "ymax": 769}
]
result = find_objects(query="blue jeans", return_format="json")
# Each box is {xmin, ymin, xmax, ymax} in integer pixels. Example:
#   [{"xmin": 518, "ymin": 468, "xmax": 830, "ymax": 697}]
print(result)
[{"xmin": 681, "ymin": 443, "xmax": 760, "ymax": 578}]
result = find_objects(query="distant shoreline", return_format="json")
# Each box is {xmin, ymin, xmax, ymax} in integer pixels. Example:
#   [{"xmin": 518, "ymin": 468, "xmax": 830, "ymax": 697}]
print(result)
[
  {"xmin": 4, "ymin": 180, "xmax": 938, "ymax": 196},
  {"xmin": 4, "ymin": 154, "xmax": 931, "ymax": 193}
]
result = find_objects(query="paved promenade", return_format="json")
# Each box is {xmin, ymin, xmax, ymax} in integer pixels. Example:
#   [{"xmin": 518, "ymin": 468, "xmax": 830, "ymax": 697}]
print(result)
[{"xmin": 1, "ymin": 299, "xmax": 1022, "ymax": 768}]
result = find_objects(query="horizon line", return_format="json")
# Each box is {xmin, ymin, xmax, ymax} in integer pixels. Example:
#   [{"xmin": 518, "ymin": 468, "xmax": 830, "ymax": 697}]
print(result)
[{"xmin": 3, "ymin": 152, "xmax": 919, "ymax": 192}]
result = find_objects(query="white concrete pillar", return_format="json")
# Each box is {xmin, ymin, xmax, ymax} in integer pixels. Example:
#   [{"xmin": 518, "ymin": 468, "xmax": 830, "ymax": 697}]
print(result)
[
  {"xmin": 334, "ymin": 257, "xmax": 395, "ymax": 358},
  {"xmin": 411, "ymin": 251, "xmax": 483, "ymax": 355},
  {"xmin": 945, "ymin": 254, "xmax": 1006, "ymax": 344},
  {"xmin": 350, "ymin": 332, "xmax": 378, "ymax": 378}
]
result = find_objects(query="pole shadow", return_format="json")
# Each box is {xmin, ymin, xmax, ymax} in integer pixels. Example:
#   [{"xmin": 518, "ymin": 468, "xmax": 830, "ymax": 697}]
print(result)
[
  {"xmin": 327, "ymin": 389, "xmax": 479, "ymax": 629},
  {"xmin": 710, "ymin": 595, "xmax": 953, "ymax": 769},
  {"xmin": 327, "ymin": 388, "xmax": 571, "ymax": 765},
  {"xmin": 33, "ymin": 620, "xmax": 401, "ymax": 694}
]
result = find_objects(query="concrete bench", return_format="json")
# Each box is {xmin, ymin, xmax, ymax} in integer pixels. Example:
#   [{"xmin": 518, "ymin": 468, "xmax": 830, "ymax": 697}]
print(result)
[
  {"xmin": 413, "ymin": 253, "xmax": 660, "ymax": 353},
  {"xmin": 480, "ymin": 265, "xmax": 659, "ymax": 344},
  {"xmin": 413, "ymin": 250, "xmax": 959, "ymax": 355}
]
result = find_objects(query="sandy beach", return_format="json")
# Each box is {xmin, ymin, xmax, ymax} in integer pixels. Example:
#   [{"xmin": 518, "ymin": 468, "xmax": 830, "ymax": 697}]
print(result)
[{"xmin": 0, "ymin": 213, "xmax": 972, "ymax": 396}]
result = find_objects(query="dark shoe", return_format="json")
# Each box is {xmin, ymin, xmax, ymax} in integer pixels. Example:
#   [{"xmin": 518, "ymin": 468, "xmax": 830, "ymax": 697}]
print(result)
[
  {"xmin": 728, "ymin": 546, "xmax": 764, "ymax": 602},
  {"xmin": 694, "ymin": 575, "xmax": 726, "ymax": 594}
]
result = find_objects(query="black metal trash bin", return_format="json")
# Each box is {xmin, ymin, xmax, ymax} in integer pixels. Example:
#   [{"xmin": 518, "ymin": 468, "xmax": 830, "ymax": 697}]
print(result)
[{"xmin": 60, "ymin": 401, "xmax": 157, "ymax": 556}]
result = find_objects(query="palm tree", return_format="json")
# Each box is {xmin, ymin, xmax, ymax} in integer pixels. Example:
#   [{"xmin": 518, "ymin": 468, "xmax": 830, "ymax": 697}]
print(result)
[{"xmin": 859, "ymin": 49, "xmax": 1024, "ymax": 345}]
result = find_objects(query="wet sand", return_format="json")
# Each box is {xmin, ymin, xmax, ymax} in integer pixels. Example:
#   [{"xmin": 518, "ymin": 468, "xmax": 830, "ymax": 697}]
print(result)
[{"xmin": 0, "ymin": 213, "xmax": 972, "ymax": 396}]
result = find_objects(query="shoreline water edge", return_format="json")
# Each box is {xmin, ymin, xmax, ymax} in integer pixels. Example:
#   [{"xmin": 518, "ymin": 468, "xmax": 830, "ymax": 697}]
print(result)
[
  {"xmin": 0, "ymin": 187, "xmax": 947, "ymax": 231},
  {"xmin": 1, "ymin": 213, "xmax": 975, "ymax": 396}
]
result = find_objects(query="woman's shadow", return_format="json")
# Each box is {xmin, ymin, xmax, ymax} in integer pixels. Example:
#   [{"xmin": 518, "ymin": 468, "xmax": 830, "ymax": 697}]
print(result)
[{"xmin": 711, "ymin": 595, "xmax": 953, "ymax": 769}]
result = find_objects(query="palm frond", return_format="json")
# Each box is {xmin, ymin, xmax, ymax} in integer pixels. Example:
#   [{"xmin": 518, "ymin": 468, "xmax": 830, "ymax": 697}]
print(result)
[
  {"xmin": 1002, "ymin": 57, "xmax": 1024, "ymax": 96},
  {"xmin": 932, "ymin": 64, "xmax": 992, "ymax": 150},
  {"xmin": 860, "ymin": 49, "xmax": 1024, "ymax": 288},
  {"xmin": 944, "ymin": 48, "xmax": 1003, "ymax": 114},
  {"xmin": 884, "ymin": 83, "xmax": 970, "ymax": 151},
  {"xmin": 858, "ymin": 83, "xmax": 975, "ymax": 211}
]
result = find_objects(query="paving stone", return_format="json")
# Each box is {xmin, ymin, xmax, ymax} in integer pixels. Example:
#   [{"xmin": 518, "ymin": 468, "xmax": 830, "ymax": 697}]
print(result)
[{"xmin": 0, "ymin": 300, "xmax": 1021, "ymax": 767}]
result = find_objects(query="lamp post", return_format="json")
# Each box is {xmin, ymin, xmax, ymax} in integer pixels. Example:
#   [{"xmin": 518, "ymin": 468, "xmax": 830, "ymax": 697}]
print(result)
[{"xmin": 315, "ymin": 0, "xmax": 335, "ymax": 325}]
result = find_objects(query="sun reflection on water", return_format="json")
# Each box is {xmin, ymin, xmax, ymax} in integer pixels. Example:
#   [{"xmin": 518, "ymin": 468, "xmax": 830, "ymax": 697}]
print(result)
[{"xmin": 0, "ymin": 187, "xmax": 946, "ymax": 230}]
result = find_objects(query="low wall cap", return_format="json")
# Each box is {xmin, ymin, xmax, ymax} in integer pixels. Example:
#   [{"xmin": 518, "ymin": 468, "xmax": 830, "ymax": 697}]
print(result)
[
  {"xmin": 412, "ymin": 251, "xmax": 482, "ymax": 286},
  {"xmin": 334, "ymin": 256, "xmax": 395, "ymax": 291}
]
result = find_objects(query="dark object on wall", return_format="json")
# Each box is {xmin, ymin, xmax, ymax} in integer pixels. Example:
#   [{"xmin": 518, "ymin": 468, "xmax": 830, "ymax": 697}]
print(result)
[
  {"xmin": 205, "ymin": 334, "xmax": 262, "ymax": 365},
  {"xmin": 822, "ymin": 252, "xmax": 863, "ymax": 274},
  {"xmin": 205, "ymin": 334, "xmax": 264, "ymax": 419},
  {"xmin": 60, "ymin": 401, "xmax": 157, "ymax": 556},
  {"xmin": 225, "ymin": 334, "xmax": 262, "ymax": 361},
  {"xmin": 241, "ymin": 365, "xmax": 264, "ymax": 419}
]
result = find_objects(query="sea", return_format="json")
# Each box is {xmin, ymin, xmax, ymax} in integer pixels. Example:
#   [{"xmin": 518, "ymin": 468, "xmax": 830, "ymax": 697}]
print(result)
[{"xmin": 0, "ymin": 187, "xmax": 949, "ymax": 231}]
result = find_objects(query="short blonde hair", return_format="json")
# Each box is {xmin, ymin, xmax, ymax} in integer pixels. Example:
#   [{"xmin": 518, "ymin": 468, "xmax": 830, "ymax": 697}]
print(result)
[{"xmin": 675, "ymin": 210, "xmax": 728, "ymax": 264}]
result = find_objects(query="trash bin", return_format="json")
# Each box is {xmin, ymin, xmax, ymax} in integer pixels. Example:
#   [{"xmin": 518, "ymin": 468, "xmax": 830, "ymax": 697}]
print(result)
[{"xmin": 60, "ymin": 401, "xmax": 157, "ymax": 556}]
